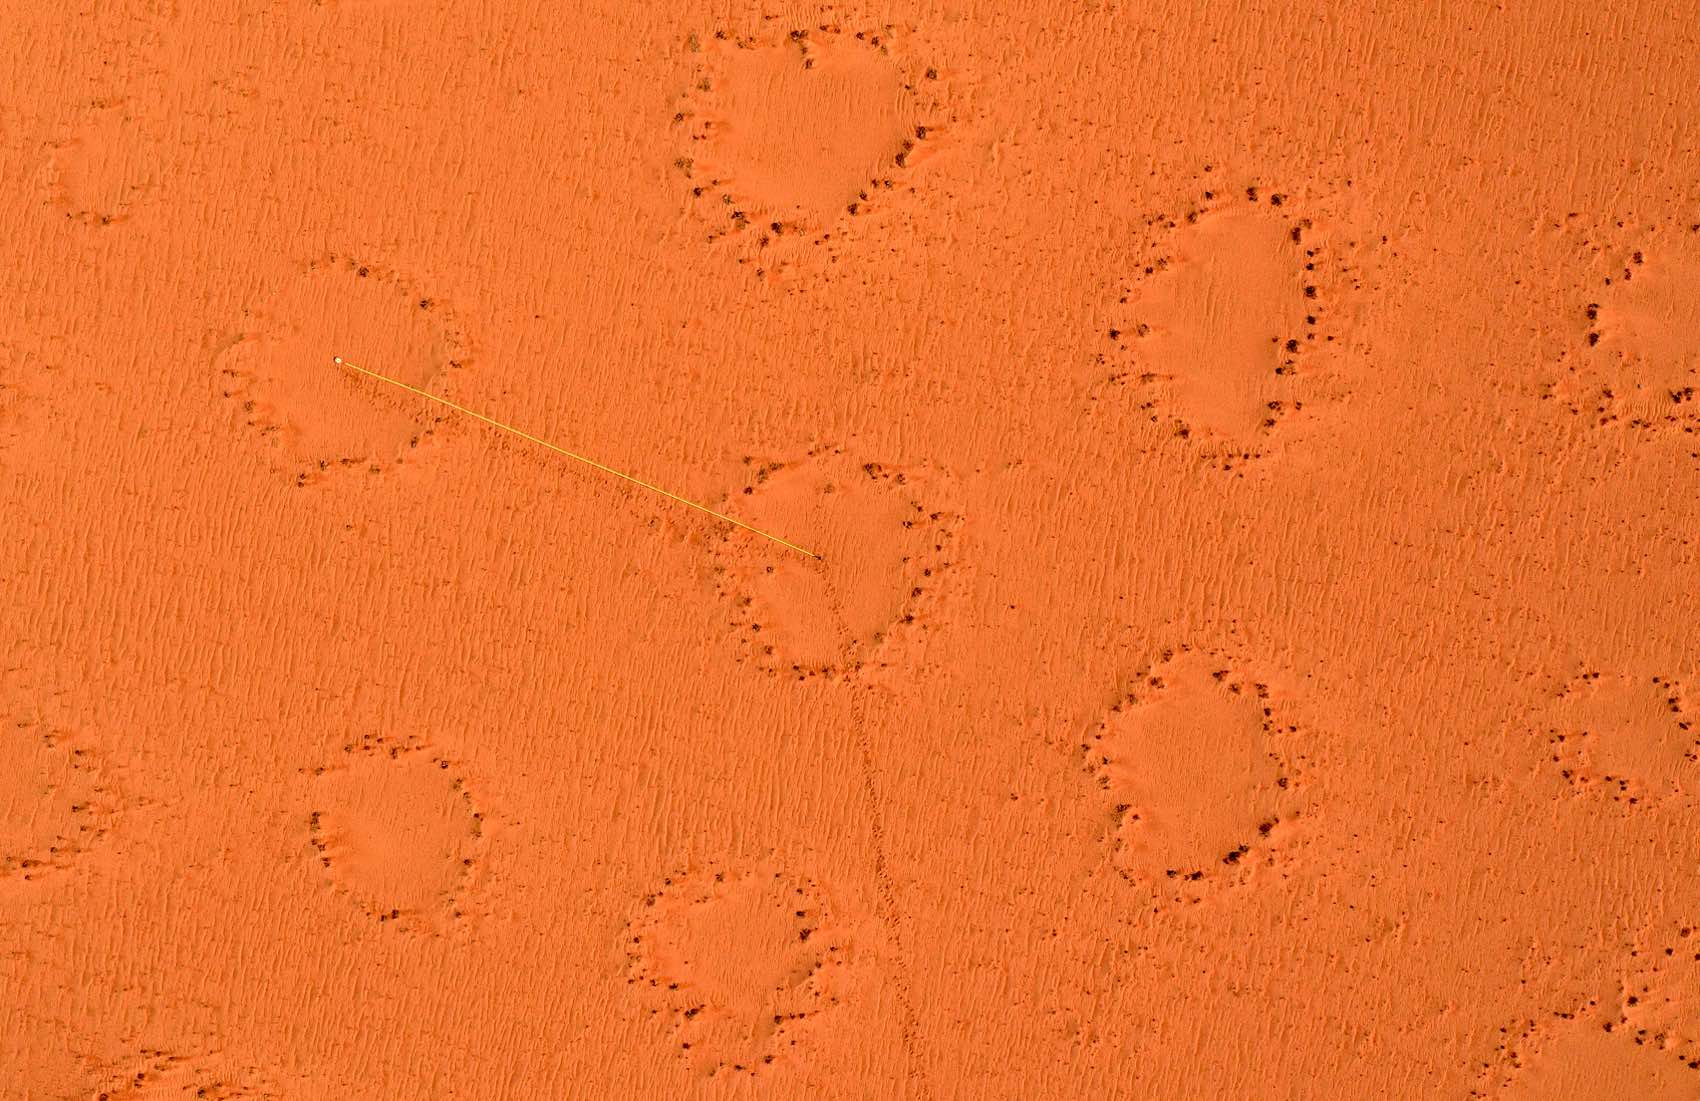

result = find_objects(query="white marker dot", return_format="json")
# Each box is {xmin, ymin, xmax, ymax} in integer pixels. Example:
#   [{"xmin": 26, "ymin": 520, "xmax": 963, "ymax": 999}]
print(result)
[{"xmin": 333, "ymin": 356, "xmax": 343, "ymax": 364}]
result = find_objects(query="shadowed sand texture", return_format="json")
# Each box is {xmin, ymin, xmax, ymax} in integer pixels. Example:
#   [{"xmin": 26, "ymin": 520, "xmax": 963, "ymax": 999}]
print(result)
[{"xmin": 3, "ymin": 3, "xmax": 1700, "ymax": 1099}]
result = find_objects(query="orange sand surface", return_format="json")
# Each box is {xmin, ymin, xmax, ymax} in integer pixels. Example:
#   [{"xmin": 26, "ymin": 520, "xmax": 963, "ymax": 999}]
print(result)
[{"xmin": 3, "ymin": 3, "xmax": 1699, "ymax": 1098}]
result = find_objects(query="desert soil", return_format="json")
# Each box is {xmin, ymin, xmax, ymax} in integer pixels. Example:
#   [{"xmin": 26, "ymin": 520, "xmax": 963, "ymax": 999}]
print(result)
[{"xmin": 2, "ymin": 2, "xmax": 1698, "ymax": 1098}]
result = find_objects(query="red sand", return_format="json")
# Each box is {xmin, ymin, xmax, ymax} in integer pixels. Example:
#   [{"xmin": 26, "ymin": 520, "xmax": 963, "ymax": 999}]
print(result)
[{"xmin": 2, "ymin": 3, "xmax": 1698, "ymax": 1098}]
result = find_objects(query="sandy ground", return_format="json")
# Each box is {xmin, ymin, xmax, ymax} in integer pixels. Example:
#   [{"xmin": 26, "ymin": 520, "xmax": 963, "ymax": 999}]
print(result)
[{"xmin": 2, "ymin": 2, "xmax": 1698, "ymax": 1098}]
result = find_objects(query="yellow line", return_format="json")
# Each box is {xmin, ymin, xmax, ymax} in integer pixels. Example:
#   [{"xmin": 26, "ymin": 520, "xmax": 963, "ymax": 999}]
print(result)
[{"xmin": 333, "ymin": 356, "xmax": 820, "ymax": 559}]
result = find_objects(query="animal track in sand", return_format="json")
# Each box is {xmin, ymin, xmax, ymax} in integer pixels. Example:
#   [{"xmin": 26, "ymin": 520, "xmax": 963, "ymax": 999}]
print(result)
[
  {"xmin": 40, "ymin": 100, "xmax": 159, "ymax": 227},
  {"xmin": 1081, "ymin": 645, "xmax": 1303, "ymax": 896},
  {"xmin": 673, "ymin": 24, "xmax": 954, "ymax": 277},
  {"xmin": 1556, "ymin": 226, "xmax": 1700, "ymax": 437},
  {"xmin": 216, "ymin": 254, "xmax": 469, "ymax": 485},
  {"xmin": 86, "ymin": 1049, "xmax": 278, "ymax": 1100},
  {"xmin": 1543, "ymin": 671, "xmax": 1697, "ymax": 807},
  {"xmin": 625, "ymin": 865, "xmax": 850, "ymax": 1079},
  {"xmin": 305, "ymin": 742, "xmax": 483, "ymax": 934},
  {"xmin": 711, "ymin": 447, "xmax": 961, "ymax": 680},
  {"xmin": 0, "ymin": 698, "xmax": 115, "ymax": 886},
  {"xmin": 1489, "ymin": 1010, "xmax": 1699, "ymax": 1099},
  {"xmin": 1095, "ymin": 183, "xmax": 1358, "ymax": 468}
]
